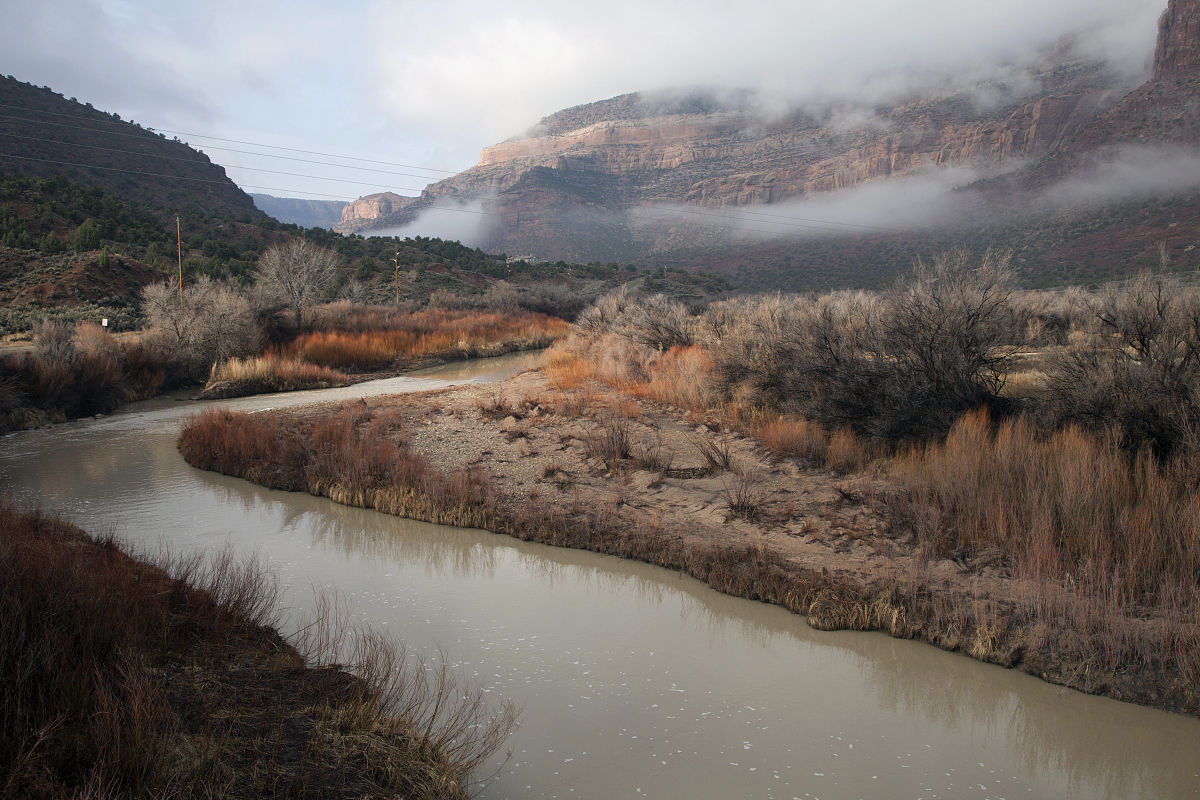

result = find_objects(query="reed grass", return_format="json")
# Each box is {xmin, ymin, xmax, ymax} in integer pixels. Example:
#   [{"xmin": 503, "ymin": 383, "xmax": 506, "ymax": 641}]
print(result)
[{"xmin": 894, "ymin": 410, "xmax": 1200, "ymax": 610}]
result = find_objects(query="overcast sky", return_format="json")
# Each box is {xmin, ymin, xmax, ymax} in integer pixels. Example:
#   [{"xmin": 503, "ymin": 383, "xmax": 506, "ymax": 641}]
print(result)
[{"xmin": 1, "ymin": 0, "xmax": 1167, "ymax": 202}]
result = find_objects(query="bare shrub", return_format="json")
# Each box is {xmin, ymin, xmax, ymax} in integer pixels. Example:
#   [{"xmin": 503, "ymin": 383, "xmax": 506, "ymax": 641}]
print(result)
[
  {"xmin": 576, "ymin": 288, "xmax": 694, "ymax": 350},
  {"xmin": 721, "ymin": 470, "xmax": 766, "ymax": 520},
  {"xmin": 631, "ymin": 433, "xmax": 673, "ymax": 473},
  {"xmin": 709, "ymin": 251, "xmax": 1015, "ymax": 442},
  {"xmin": 693, "ymin": 435, "xmax": 734, "ymax": 474},
  {"xmin": 1042, "ymin": 272, "xmax": 1200, "ymax": 458},
  {"xmin": 141, "ymin": 276, "xmax": 259, "ymax": 378},
  {"xmin": 31, "ymin": 318, "xmax": 74, "ymax": 362},
  {"xmin": 575, "ymin": 286, "xmax": 637, "ymax": 339}
]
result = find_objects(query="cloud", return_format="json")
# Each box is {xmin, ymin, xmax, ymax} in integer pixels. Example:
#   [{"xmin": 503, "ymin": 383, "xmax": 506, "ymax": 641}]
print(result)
[
  {"xmin": 627, "ymin": 165, "xmax": 991, "ymax": 247},
  {"xmin": 371, "ymin": 199, "xmax": 495, "ymax": 248},
  {"xmin": 1038, "ymin": 146, "xmax": 1200, "ymax": 208},
  {"xmin": 368, "ymin": 0, "xmax": 1164, "ymax": 147},
  {"xmin": 0, "ymin": 0, "xmax": 1170, "ymax": 198}
]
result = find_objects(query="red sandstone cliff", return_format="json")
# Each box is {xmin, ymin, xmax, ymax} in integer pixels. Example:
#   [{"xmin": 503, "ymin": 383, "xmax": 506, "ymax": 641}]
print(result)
[
  {"xmin": 342, "ymin": 2, "xmax": 1199, "ymax": 277},
  {"xmin": 1155, "ymin": 0, "xmax": 1200, "ymax": 80},
  {"xmin": 337, "ymin": 191, "xmax": 416, "ymax": 229}
]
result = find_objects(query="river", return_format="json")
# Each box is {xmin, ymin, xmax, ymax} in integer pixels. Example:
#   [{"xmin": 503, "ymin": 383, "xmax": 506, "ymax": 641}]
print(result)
[{"xmin": 2, "ymin": 351, "xmax": 1198, "ymax": 799}]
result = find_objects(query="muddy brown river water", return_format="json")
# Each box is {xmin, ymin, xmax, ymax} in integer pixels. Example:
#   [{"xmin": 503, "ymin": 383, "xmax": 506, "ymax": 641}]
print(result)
[{"xmin": 2, "ymin": 352, "xmax": 1198, "ymax": 799}]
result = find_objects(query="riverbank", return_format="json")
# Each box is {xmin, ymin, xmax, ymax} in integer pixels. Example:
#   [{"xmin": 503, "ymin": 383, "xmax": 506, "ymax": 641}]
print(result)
[
  {"xmin": 195, "ymin": 337, "xmax": 554, "ymax": 400},
  {"xmin": 0, "ymin": 504, "xmax": 514, "ymax": 799},
  {"xmin": 178, "ymin": 367, "xmax": 1200, "ymax": 718}
]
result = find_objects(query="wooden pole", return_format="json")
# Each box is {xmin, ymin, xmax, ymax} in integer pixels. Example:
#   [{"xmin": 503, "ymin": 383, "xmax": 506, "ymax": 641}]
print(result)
[
  {"xmin": 176, "ymin": 216, "xmax": 183, "ymax": 304},
  {"xmin": 393, "ymin": 246, "xmax": 400, "ymax": 307}
]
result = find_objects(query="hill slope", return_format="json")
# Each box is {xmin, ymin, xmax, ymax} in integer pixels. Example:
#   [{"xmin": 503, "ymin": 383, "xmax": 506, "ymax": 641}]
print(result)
[{"xmin": 0, "ymin": 76, "xmax": 263, "ymax": 220}]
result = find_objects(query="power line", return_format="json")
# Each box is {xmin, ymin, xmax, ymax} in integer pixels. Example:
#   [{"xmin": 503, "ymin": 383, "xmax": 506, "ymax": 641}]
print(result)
[
  {"xmin": 0, "ymin": 152, "xmax": 484, "ymax": 215},
  {"xmin": 0, "ymin": 102, "xmax": 458, "ymax": 174},
  {"xmin": 154, "ymin": 129, "xmax": 459, "ymax": 174},
  {"xmin": 0, "ymin": 130, "xmax": 439, "ymax": 182},
  {"xmin": 0, "ymin": 114, "xmax": 450, "ymax": 182},
  {"xmin": 0, "ymin": 133, "xmax": 429, "ymax": 193}
]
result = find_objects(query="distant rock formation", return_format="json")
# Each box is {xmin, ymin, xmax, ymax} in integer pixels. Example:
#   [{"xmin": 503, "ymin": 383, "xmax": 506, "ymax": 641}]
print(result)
[
  {"xmin": 340, "ymin": 1, "xmax": 1200, "ymax": 286},
  {"xmin": 336, "ymin": 192, "xmax": 417, "ymax": 231},
  {"xmin": 250, "ymin": 194, "xmax": 346, "ymax": 229}
]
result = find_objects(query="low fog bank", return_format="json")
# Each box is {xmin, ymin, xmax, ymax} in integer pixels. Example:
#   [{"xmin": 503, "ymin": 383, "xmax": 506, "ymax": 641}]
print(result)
[
  {"xmin": 630, "ymin": 145, "xmax": 1200, "ymax": 246},
  {"xmin": 1037, "ymin": 146, "xmax": 1200, "ymax": 209},
  {"xmin": 371, "ymin": 199, "xmax": 496, "ymax": 249}
]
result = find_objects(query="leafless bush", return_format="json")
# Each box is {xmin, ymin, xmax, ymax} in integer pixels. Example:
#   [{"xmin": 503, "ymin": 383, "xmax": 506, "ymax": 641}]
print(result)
[
  {"xmin": 141, "ymin": 276, "xmax": 259, "ymax": 378},
  {"xmin": 1042, "ymin": 272, "xmax": 1200, "ymax": 458},
  {"xmin": 709, "ymin": 251, "xmax": 1016, "ymax": 441},
  {"xmin": 618, "ymin": 293, "xmax": 695, "ymax": 350},
  {"xmin": 576, "ymin": 288, "xmax": 694, "ymax": 350},
  {"xmin": 1006, "ymin": 287, "xmax": 1093, "ymax": 346},
  {"xmin": 721, "ymin": 470, "xmax": 766, "ymax": 520},
  {"xmin": 631, "ymin": 433, "xmax": 673, "ymax": 473},
  {"xmin": 575, "ymin": 286, "xmax": 637, "ymax": 339},
  {"xmin": 32, "ymin": 318, "xmax": 74, "ymax": 362}
]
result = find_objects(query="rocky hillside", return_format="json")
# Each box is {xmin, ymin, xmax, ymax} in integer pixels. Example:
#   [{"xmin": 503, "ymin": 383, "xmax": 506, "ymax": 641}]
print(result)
[
  {"xmin": 343, "ymin": 0, "xmax": 1200, "ymax": 286},
  {"xmin": 0, "ymin": 76, "xmax": 264, "ymax": 221}
]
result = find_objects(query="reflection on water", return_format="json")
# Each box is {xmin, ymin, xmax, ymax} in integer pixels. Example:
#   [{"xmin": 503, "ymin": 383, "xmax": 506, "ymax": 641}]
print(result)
[{"xmin": 2, "ymin": 351, "xmax": 1199, "ymax": 799}]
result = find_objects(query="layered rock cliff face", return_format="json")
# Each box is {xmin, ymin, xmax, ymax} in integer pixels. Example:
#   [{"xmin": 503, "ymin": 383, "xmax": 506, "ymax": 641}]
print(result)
[
  {"xmin": 1021, "ymin": 0, "xmax": 1200, "ymax": 188},
  {"xmin": 344, "ymin": 2, "xmax": 1199, "ymax": 279},
  {"xmin": 1155, "ymin": 0, "xmax": 1200, "ymax": 80},
  {"xmin": 338, "ymin": 192, "xmax": 416, "ymax": 229},
  {"xmin": 341, "ymin": 59, "xmax": 1130, "ymax": 257}
]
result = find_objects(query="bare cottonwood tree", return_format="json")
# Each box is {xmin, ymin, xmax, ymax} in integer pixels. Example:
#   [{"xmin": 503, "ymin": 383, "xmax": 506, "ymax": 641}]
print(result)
[
  {"xmin": 141, "ymin": 276, "xmax": 258, "ymax": 377},
  {"xmin": 253, "ymin": 239, "xmax": 340, "ymax": 328}
]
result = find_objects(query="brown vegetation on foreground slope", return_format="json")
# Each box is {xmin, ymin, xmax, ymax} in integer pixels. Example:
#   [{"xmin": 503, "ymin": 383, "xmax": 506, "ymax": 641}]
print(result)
[
  {"xmin": 179, "ymin": 259, "xmax": 1200, "ymax": 716},
  {"xmin": 0, "ymin": 504, "xmax": 515, "ymax": 799}
]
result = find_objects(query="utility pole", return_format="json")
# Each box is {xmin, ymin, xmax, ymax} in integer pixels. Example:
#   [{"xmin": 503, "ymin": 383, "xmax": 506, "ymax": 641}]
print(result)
[
  {"xmin": 392, "ymin": 246, "xmax": 401, "ymax": 307},
  {"xmin": 176, "ymin": 216, "xmax": 183, "ymax": 304}
]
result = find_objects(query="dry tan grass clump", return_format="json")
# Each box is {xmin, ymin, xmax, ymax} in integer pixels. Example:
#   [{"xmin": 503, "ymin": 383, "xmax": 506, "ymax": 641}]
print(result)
[{"xmin": 204, "ymin": 355, "xmax": 350, "ymax": 396}]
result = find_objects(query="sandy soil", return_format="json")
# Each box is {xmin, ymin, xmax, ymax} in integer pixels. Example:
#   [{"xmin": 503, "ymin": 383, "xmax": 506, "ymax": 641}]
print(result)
[{"xmin": 360, "ymin": 368, "xmax": 968, "ymax": 596}]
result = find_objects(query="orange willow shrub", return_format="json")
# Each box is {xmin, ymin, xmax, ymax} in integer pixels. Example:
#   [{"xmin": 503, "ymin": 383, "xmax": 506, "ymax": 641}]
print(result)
[
  {"xmin": 894, "ymin": 410, "xmax": 1200, "ymax": 611},
  {"xmin": 544, "ymin": 337, "xmax": 715, "ymax": 411},
  {"xmin": 278, "ymin": 310, "xmax": 570, "ymax": 371}
]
